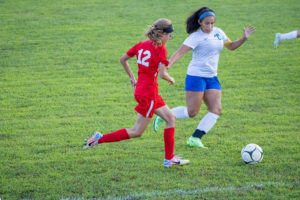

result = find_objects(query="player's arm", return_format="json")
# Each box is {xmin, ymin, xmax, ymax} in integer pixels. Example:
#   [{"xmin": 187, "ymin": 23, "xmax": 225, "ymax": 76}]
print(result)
[
  {"xmin": 159, "ymin": 63, "xmax": 175, "ymax": 85},
  {"xmin": 226, "ymin": 25, "xmax": 256, "ymax": 51},
  {"xmin": 120, "ymin": 54, "xmax": 136, "ymax": 89},
  {"xmin": 168, "ymin": 44, "xmax": 192, "ymax": 69}
]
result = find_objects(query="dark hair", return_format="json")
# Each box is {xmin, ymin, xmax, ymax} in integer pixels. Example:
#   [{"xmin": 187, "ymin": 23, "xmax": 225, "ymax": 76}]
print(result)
[{"xmin": 186, "ymin": 7, "xmax": 214, "ymax": 34}]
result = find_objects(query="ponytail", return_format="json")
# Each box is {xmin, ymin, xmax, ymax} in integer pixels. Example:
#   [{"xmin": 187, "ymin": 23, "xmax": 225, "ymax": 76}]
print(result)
[
  {"xmin": 145, "ymin": 18, "xmax": 173, "ymax": 45},
  {"xmin": 186, "ymin": 7, "xmax": 214, "ymax": 34}
]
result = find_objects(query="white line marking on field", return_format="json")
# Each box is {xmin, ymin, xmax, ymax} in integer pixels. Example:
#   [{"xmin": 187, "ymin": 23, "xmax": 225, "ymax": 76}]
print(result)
[{"xmin": 61, "ymin": 181, "xmax": 300, "ymax": 200}]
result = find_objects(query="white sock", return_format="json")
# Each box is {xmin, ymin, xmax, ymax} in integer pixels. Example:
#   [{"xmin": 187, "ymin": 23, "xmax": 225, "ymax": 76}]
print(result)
[
  {"xmin": 171, "ymin": 106, "xmax": 189, "ymax": 119},
  {"xmin": 197, "ymin": 112, "xmax": 219, "ymax": 133},
  {"xmin": 280, "ymin": 31, "xmax": 297, "ymax": 40}
]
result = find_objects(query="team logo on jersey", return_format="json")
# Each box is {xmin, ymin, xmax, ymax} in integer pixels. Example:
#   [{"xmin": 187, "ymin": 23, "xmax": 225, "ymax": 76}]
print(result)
[{"xmin": 214, "ymin": 33, "xmax": 221, "ymax": 40}]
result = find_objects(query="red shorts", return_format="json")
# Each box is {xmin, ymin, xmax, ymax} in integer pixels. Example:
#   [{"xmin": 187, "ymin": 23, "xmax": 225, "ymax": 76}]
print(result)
[{"xmin": 134, "ymin": 95, "xmax": 166, "ymax": 118}]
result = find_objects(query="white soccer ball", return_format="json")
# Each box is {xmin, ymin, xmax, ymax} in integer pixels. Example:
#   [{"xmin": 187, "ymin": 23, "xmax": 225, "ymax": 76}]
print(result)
[{"xmin": 241, "ymin": 144, "xmax": 263, "ymax": 164}]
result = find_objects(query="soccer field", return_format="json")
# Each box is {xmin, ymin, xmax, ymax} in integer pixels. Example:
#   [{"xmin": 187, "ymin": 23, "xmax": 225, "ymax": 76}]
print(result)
[{"xmin": 0, "ymin": 0, "xmax": 299, "ymax": 199}]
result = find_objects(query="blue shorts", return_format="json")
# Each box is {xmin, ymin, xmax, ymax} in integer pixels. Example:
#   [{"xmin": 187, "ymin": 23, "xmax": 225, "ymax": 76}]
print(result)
[{"xmin": 184, "ymin": 75, "xmax": 221, "ymax": 91}]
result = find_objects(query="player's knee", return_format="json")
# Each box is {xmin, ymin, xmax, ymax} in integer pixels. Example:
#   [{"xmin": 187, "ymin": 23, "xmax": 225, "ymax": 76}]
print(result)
[
  {"xmin": 188, "ymin": 110, "xmax": 198, "ymax": 118},
  {"xmin": 132, "ymin": 131, "xmax": 143, "ymax": 138},
  {"xmin": 210, "ymin": 108, "xmax": 221, "ymax": 116},
  {"xmin": 134, "ymin": 133, "xmax": 143, "ymax": 138},
  {"xmin": 169, "ymin": 113, "xmax": 176, "ymax": 126},
  {"xmin": 128, "ymin": 128, "xmax": 143, "ymax": 138},
  {"xmin": 165, "ymin": 113, "xmax": 176, "ymax": 127},
  {"xmin": 218, "ymin": 108, "xmax": 222, "ymax": 115}
]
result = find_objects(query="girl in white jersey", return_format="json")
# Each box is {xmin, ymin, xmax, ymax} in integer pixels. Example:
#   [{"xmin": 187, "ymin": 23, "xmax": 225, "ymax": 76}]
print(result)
[{"xmin": 153, "ymin": 7, "xmax": 256, "ymax": 148}]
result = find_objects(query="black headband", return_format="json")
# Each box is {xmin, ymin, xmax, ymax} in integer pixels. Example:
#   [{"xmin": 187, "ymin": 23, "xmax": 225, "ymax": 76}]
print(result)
[{"xmin": 163, "ymin": 25, "xmax": 174, "ymax": 33}]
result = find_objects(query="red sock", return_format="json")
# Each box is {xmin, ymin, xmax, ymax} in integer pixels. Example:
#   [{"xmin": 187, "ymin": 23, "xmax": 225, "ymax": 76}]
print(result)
[
  {"xmin": 98, "ymin": 129, "xmax": 130, "ymax": 144},
  {"xmin": 164, "ymin": 127, "xmax": 175, "ymax": 160}
]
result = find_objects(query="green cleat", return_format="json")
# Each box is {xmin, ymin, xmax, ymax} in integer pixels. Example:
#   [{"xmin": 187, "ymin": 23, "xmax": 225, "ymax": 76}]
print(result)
[
  {"xmin": 274, "ymin": 33, "xmax": 281, "ymax": 49},
  {"xmin": 187, "ymin": 136, "xmax": 207, "ymax": 148},
  {"xmin": 153, "ymin": 115, "xmax": 164, "ymax": 131}
]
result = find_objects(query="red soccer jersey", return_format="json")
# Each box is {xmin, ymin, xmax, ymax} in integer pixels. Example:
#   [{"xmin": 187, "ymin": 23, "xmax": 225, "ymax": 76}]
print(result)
[{"xmin": 126, "ymin": 40, "xmax": 169, "ymax": 99}]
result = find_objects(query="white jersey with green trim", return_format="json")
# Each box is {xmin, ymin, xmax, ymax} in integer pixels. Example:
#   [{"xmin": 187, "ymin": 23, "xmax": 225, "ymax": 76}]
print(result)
[{"xmin": 183, "ymin": 27, "xmax": 230, "ymax": 77}]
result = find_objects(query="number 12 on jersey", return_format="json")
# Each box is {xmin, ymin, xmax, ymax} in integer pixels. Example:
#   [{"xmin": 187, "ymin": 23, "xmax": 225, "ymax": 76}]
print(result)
[{"xmin": 137, "ymin": 49, "xmax": 151, "ymax": 67}]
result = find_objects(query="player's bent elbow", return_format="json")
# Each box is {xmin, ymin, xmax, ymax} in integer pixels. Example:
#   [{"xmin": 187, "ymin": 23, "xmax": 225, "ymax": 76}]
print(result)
[
  {"xmin": 226, "ymin": 43, "xmax": 237, "ymax": 51},
  {"xmin": 120, "ymin": 54, "xmax": 129, "ymax": 64},
  {"xmin": 226, "ymin": 46, "xmax": 236, "ymax": 51},
  {"xmin": 120, "ymin": 56, "xmax": 125, "ymax": 64}
]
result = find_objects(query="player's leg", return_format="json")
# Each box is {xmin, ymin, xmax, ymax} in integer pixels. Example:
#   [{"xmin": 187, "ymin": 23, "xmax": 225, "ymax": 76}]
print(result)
[
  {"xmin": 187, "ymin": 77, "xmax": 221, "ymax": 148},
  {"xmin": 279, "ymin": 30, "xmax": 298, "ymax": 40},
  {"xmin": 185, "ymin": 91, "xmax": 208, "ymax": 148},
  {"xmin": 154, "ymin": 98, "xmax": 176, "ymax": 161},
  {"xmin": 154, "ymin": 105, "xmax": 176, "ymax": 128},
  {"xmin": 274, "ymin": 30, "xmax": 299, "ymax": 49},
  {"xmin": 153, "ymin": 105, "xmax": 191, "ymax": 131},
  {"xmin": 193, "ymin": 89, "xmax": 221, "ymax": 145},
  {"xmin": 126, "ymin": 114, "xmax": 151, "ymax": 138},
  {"xmin": 202, "ymin": 88, "xmax": 221, "ymax": 133},
  {"xmin": 274, "ymin": 33, "xmax": 281, "ymax": 49},
  {"xmin": 83, "ymin": 95, "xmax": 154, "ymax": 149},
  {"xmin": 153, "ymin": 91, "xmax": 204, "ymax": 125},
  {"xmin": 183, "ymin": 75, "xmax": 205, "ymax": 118},
  {"xmin": 83, "ymin": 114, "xmax": 151, "ymax": 149},
  {"xmin": 185, "ymin": 91, "xmax": 204, "ymax": 117},
  {"xmin": 153, "ymin": 75, "xmax": 205, "ymax": 131},
  {"xmin": 155, "ymin": 105, "xmax": 176, "ymax": 160},
  {"xmin": 155, "ymin": 104, "xmax": 189, "ymax": 167},
  {"xmin": 153, "ymin": 91, "xmax": 204, "ymax": 131}
]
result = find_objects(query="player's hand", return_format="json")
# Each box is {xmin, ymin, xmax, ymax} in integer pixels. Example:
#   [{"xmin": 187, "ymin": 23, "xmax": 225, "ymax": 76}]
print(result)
[
  {"xmin": 244, "ymin": 25, "xmax": 256, "ymax": 39},
  {"xmin": 130, "ymin": 77, "xmax": 136, "ymax": 89},
  {"xmin": 168, "ymin": 77, "xmax": 175, "ymax": 85}
]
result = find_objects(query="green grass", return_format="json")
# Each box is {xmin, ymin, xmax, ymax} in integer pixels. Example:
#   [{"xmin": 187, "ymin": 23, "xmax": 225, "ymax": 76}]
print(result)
[{"xmin": 1, "ymin": 0, "xmax": 300, "ymax": 199}]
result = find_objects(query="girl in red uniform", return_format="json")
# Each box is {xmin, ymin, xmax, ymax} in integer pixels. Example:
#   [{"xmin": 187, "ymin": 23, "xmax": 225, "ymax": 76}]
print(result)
[{"xmin": 83, "ymin": 18, "xmax": 189, "ymax": 167}]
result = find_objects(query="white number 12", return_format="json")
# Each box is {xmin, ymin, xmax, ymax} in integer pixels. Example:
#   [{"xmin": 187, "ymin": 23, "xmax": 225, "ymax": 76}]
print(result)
[{"xmin": 137, "ymin": 49, "xmax": 151, "ymax": 67}]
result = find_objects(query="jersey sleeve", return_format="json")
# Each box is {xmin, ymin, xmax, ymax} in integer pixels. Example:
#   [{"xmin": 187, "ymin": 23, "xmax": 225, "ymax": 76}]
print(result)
[
  {"xmin": 219, "ymin": 28, "xmax": 231, "ymax": 46},
  {"xmin": 159, "ymin": 45, "xmax": 169, "ymax": 66},
  {"xmin": 126, "ymin": 42, "xmax": 140, "ymax": 57},
  {"xmin": 183, "ymin": 33, "xmax": 197, "ymax": 49}
]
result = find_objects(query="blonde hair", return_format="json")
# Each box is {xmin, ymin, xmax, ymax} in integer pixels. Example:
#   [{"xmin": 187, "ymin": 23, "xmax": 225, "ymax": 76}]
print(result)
[{"xmin": 145, "ymin": 18, "xmax": 172, "ymax": 45}]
